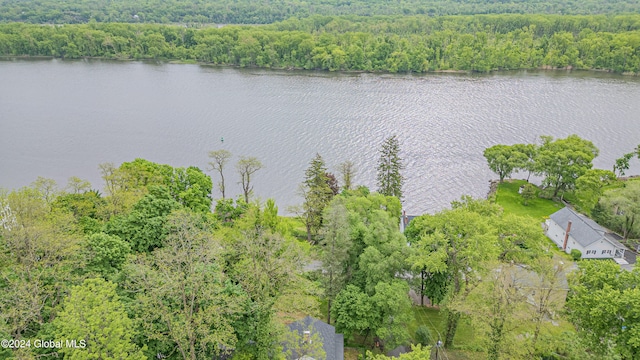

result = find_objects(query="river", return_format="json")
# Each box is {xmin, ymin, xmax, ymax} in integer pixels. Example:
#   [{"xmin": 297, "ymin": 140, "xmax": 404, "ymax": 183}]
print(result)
[{"xmin": 1, "ymin": 59, "xmax": 639, "ymax": 214}]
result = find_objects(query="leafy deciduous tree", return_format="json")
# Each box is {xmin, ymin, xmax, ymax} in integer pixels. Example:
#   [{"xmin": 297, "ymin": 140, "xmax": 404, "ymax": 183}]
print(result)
[
  {"xmin": 0, "ymin": 188, "xmax": 82, "ymax": 340},
  {"xmin": 104, "ymin": 185, "xmax": 181, "ymax": 252},
  {"xmin": 574, "ymin": 169, "xmax": 617, "ymax": 211},
  {"xmin": 536, "ymin": 135, "xmax": 599, "ymax": 198},
  {"xmin": 484, "ymin": 145, "xmax": 528, "ymax": 183},
  {"xmin": 229, "ymin": 213, "xmax": 305, "ymax": 359},
  {"xmin": 53, "ymin": 278, "xmax": 146, "ymax": 360},
  {"xmin": 85, "ymin": 232, "xmax": 131, "ymax": 277},
  {"xmin": 66, "ymin": 176, "xmax": 92, "ymax": 194},
  {"xmin": 596, "ymin": 181, "xmax": 640, "ymax": 240},
  {"xmin": 567, "ymin": 261, "xmax": 640, "ymax": 359},
  {"xmin": 331, "ymin": 285, "xmax": 375, "ymax": 341},
  {"xmin": 614, "ymin": 152, "xmax": 635, "ymax": 176},
  {"xmin": 236, "ymin": 156, "xmax": 263, "ymax": 203},
  {"xmin": 406, "ymin": 202, "xmax": 500, "ymax": 348},
  {"xmin": 125, "ymin": 210, "xmax": 240, "ymax": 360},
  {"xmin": 208, "ymin": 149, "xmax": 233, "ymax": 199}
]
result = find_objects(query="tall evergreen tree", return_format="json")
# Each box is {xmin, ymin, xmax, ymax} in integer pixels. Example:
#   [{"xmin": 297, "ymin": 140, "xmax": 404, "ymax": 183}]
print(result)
[
  {"xmin": 338, "ymin": 161, "xmax": 356, "ymax": 191},
  {"xmin": 376, "ymin": 136, "xmax": 404, "ymax": 199},
  {"xmin": 320, "ymin": 197, "xmax": 351, "ymax": 324},
  {"xmin": 302, "ymin": 154, "xmax": 334, "ymax": 243}
]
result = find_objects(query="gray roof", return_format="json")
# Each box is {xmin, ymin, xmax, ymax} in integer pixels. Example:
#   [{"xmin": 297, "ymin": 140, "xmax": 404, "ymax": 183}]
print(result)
[
  {"xmin": 549, "ymin": 207, "xmax": 625, "ymax": 249},
  {"xmin": 605, "ymin": 232, "xmax": 626, "ymax": 249},
  {"xmin": 287, "ymin": 316, "xmax": 344, "ymax": 360}
]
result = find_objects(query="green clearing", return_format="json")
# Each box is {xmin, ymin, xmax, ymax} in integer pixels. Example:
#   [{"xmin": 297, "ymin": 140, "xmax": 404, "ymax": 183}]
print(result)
[
  {"xmin": 409, "ymin": 307, "xmax": 479, "ymax": 349},
  {"xmin": 495, "ymin": 180, "xmax": 564, "ymax": 220},
  {"xmin": 336, "ymin": 305, "xmax": 483, "ymax": 360},
  {"xmin": 320, "ymin": 299, "xmax": 481, "ymax": 357}
]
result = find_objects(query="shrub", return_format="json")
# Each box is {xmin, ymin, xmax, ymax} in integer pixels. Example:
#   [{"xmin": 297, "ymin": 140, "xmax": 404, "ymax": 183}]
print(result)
[
  {"xmin": 415, "ymin": 325, "xmax": 432, "ymax": 346},
  {"xmin": 571, "ymin": 249, "xmax": 582, "ymax": 261},
  {"xmin": 521, "ymin": 183, "xmax": 537, "ymax": 205}
]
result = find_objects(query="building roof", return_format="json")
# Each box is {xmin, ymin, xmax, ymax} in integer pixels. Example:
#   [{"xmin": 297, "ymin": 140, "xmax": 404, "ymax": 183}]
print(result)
[
  {"xmin": 604, "ymin": 232, "xmax": 626, "ymax": 249},
  {"xmin": 549, "ymin": 207, "xmax": 625, "ymax": 249},
  {"xmin": 287, "ymin": 316, "xmax": 344, "ymax": 360},
  {"xmin": 400, "ymin": 213, "xmax": 419, "ymax": 233}
]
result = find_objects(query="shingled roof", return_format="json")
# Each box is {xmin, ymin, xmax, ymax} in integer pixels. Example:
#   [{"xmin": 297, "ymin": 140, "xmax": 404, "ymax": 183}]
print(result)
[
  {"xmin": 549, "ymin": 207, "xmax": 625, "ymax": 249},
  {"xmin": 287, "ymin": 316, "xmax": 344, "ymax": 360}
]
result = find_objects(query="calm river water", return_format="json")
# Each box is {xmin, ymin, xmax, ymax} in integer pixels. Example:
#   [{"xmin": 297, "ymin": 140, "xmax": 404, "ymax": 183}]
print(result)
[{"xmin": 1, "ymin": 59, "xmax": 639, "ymax": 214}]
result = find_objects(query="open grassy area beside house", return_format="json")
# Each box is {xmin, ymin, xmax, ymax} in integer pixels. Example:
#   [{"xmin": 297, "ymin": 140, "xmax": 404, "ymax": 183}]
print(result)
[
  {"xmin": 408, "ymin": 307, "xmax": 478, "ymax": 350},
  {"xmin": 495, "ymin": 180, "xmax": 564, "ymax": 220},
  {"xmin": 321, "ymin": 299, "xmax": 482, "ymax": 359}
]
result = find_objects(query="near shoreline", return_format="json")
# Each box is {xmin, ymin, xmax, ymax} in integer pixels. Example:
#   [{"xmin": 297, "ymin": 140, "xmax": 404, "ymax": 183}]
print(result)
[{"xmin": 1, "ymin": 55, "xmax": 638, "ymax": 77}]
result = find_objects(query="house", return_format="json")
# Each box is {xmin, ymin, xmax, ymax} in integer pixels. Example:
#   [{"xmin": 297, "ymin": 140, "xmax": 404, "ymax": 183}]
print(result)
[
  {"xmin": 400, "ymin": 210, "xmax": 418, "ymax": 233},
  {"xmin": 545, "ymin": 207, "xmax": 626, "ymax": 259},
  {"xmin": 286, "ymin": 316, "xmax": 344, "ymax": 360}
]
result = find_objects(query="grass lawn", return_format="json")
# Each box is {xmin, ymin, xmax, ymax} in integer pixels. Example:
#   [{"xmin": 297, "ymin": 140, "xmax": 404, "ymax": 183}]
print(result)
[
  {"xmin": 409, "ymin": 307, "xmax": 479, "ymax": 350},
  {"xmin": 495, "ymin": 180, "xmax": 564, "ymax": 220},
  {"xmin": 340, "ymin": 306, "xmax": 484, "ymax": 360}
]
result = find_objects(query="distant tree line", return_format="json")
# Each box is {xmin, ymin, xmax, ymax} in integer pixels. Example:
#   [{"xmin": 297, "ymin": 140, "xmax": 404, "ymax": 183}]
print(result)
[
  {"xmin": 1, "ymin": 15, "xmax": 639, "ymax": 73},
  {"xmin": 1, "ymin": 0, "xmax": 640, "ymax": 25}
]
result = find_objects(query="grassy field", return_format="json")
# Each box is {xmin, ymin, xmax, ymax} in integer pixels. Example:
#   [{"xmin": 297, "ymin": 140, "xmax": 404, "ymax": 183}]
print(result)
[
  {"xmin": 338, "ymin": 305, "xmax": 483, "ymax": 360},
  {"xmin": 408, "ymin": 307, "xmax": 477, "ymax": 348},
  {"xmin": 409, "ymin": 307, "xmax": 483, "ymax": 359},
  {"xmin": 495, "ymin": 180, "xmax": 564, "ymax": 220}
]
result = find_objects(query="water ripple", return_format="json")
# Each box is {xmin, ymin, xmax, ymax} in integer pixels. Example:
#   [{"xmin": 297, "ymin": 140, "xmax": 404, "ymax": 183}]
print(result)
[{"xmin": 1, "ymin": 62, "xmax": 640, "ymax": 214}]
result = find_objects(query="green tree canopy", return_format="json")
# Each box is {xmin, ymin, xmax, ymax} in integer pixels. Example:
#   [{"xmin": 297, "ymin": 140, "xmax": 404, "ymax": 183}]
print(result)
[
  {"xmin": 85, "ymin": 232, "xmax": 131, "ymax": 278},
  {"xmin": 53, "ymin": 278, "xmax": 146, "ymax": 360},
  {"xmin": 331, "ymin": 284, "xmax": 375, "ymax": 340},
  {"xmin": 484, "ymin": 144, "xmax": 529, "ymax": 183},
  {"xmin": 536, "ymin": 134, "xmax": 599, "ymax": 198},
  {"xmin": 124, "ymin": 210, "xmax": 240, "ymax": 360},
  {"xmin": 594, "ymin": 181, "xmax": 640, "ymax": 239},
  {"xmin": 301, "ymin": 153, "xmax": 334, "ymax": 243},
  {"xmin": 567, "ymin": 261, "xmax": 640, "ymax": 359},
  {"xmin": 0, "ymin": 187, "xmax": 83, "ymax": 339},
  {"xmin": 104, "ymin": 185, "xmax": 182, "ymax": 252},
  {"xmin": 118, "ymin": 158, "xmax": 213, "ymax": 213}
]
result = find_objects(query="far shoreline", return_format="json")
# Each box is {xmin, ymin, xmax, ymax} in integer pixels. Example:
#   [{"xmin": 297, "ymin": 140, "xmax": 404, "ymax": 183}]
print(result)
[{"xmin": 1, "ymin": 55, "xmax": 638, "ymax": 77}]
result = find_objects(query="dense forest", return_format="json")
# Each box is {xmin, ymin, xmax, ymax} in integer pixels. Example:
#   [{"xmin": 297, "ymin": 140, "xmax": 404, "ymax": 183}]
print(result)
[
  {"xmin": 1, "ymin": 14, "xmax": 639, "ymax": 73},
  {"xmin": 1, "ymin": 0, "xmax": 639, "ymax": 25},
  {"xmin": 2, "ymin": 136, "xmax": 640, "ymax": 359},
  {"xmin": 2, "ymin": 0, "xmax": 640, "ymax": 357}
]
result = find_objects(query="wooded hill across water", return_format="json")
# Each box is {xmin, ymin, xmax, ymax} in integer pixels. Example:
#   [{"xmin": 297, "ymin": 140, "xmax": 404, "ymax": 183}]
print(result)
[
  {"xmin": 1, "ymin": 15, "xmax": 640, "ymax": 73},
  {"xmin": 1, "ymin": 0, "xmax": 639, "ymax": 25}
]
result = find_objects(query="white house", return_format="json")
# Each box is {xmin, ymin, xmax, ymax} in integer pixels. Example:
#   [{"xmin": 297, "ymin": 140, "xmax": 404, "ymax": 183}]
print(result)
[
  {"xmin": 399, "ymin": 210, "xmax": 418, "ymax": 233},
  {"xmin": 545, "ymin": 207, "xmax": 626, "ymax": 259}
]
